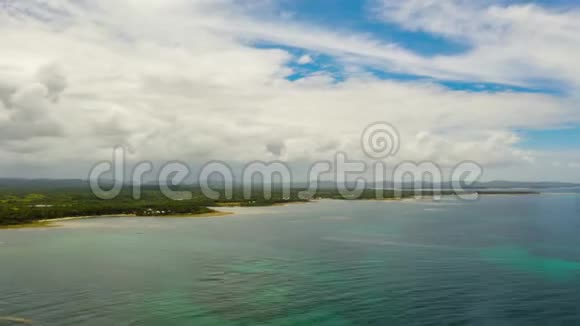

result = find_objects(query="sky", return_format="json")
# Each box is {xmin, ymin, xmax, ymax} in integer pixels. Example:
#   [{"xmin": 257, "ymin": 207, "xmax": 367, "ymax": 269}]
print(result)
[{"xmin": 0, "ymin": 0, "xmax": 579, "ymax": 181}]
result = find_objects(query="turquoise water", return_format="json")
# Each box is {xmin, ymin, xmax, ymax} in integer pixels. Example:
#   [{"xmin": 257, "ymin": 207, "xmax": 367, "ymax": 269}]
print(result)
[{"xmin": 1, "ymin": 195, "xmax": 580, "ymax": 325}]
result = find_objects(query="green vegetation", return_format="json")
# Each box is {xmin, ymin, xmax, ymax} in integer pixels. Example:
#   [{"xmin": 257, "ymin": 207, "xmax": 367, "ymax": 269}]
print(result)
[
  {"xmin": 0, "ymin": 185, "xmax": 306, "ymax": 226},
  {"xmin": 0, "ymin": 182, "xmax": 538, "ymax": 226}
]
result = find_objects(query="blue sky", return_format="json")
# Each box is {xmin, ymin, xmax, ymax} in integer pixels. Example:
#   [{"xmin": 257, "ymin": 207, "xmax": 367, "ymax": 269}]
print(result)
[
  {"xmin": 519, "ymin": 127, "xmax": 580, "ymax": 150},
  {"xmin": 1, "ymin": 0, "xmax": 580, "ymax": 180},
  {"xmin": 252, "ymin": 0, "xmax": 580, "ymax": 152},
  {"xmin": 276, "ymin": 0, "xmax": 470, "ymax": 56}
]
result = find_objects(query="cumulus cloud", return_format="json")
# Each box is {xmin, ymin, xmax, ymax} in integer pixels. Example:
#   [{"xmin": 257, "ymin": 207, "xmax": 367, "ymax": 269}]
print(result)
[
  {"xmin": 375, "ymin": 0, "xmax": 580, "ymax": 88},
  {"xmin": 0, "ymin": 66, "xmax": 66, "ymax": 144},
  {"xmin": 0, "ymin": 0, "xmax": 578, "ymax": 181},
  {"xmin": 266, "ymin": 141, "xmax": 286, "ymax": 157},
  {"xmin": 36, "ymin": 63, "xmax": 67, "ymax": 101},
  {"xmin": 297, "ymin": 54, "xmax": 313, "ymax": 65}
]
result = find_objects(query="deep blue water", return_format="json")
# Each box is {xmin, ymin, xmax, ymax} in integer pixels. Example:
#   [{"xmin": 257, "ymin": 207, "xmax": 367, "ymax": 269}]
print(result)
[{"xmin": 1, "ymin": 195, "xmax": 580, "ymax": 325}]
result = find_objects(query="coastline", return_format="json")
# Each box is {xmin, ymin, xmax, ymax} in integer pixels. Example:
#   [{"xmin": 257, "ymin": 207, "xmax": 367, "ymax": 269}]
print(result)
[
  {"xmin": 38, "ymin": 214, "xmax": 137, "ymax": 223},
  {"xmin": 1, "ymin": 211, "xmax": 234, "ymax": 230},
  {"xmin": 156, "ymin": 211, "xmax": 234, "ymax": 218},
  {"xmin": 271, "ymin": 201, "xmax": 311, "ymax": 207},
  {"xmin": 0, "ymin": 221, "xmax": 57, "ymax": 230},
  {"xmin": 0, "ymin": 193, "xmax": 540, "ymax": 230}
]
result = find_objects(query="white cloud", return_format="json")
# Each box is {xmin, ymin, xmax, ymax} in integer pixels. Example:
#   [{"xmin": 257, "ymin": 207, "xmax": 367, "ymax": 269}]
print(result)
[
  {"xmin": 375, "ymin": 0, "xmax": 580, "ymax": 88},
  {"xmin": 297, "ymin": 54, "xmax": 313, "ymax": 65},
  {"xmin": 0, "ymin": 63, "xmax": 66, "ymax": 143},
  {"xmin": 0, "ymin": 0, "xmax": 579, "ymax": 181},
  {"xmin": 36, "ymin": 63, "xmax": 67, "ymax": 101}
]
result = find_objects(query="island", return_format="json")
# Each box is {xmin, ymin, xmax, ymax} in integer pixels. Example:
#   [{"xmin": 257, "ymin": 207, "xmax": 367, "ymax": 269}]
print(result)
[{"xmin": 0, "ymin": 178, "xmax": 546, "ymax": 228}]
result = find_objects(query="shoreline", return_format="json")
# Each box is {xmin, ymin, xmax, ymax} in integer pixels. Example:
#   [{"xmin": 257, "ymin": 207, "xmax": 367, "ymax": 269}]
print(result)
[
  {"xmin": 0, "ymin": 221, "xmax": 57, "ymax": 230},
  {"xmin": 271, "ymin": 201, "xmax": 311, "ymax": 207},
  {"xmin": 0, "ymin": 193, "xmax": 541, "ymax": 230},
  {"xmin": 1, "ymin": 211, "xmax": 234, "ymax": 230},
  {"xmin": 38, "ymin": 214, "xmax": 137, "ymax": 223},
  {"xmin": 156, "ymin": 211, "xmax": 234, "ymax": 218}
]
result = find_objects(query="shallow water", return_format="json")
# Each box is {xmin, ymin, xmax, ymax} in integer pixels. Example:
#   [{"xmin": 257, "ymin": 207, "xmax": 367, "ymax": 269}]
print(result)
[{"xmin": 1, "ymin": 195, "xmax": 580, "ymax": 325}]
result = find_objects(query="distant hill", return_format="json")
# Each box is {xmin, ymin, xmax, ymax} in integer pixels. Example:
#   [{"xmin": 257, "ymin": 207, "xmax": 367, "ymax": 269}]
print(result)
[
  {"xmin": 0, "ymin": 178, "xmax": 578, "ymax": 191},
  {"xmin": 469, "ymin": 181, "xmax": 580, "ymax": 189},
  {"xmin": 352, "ymin": 180, "xmax": 580, "ymax": 190},
  {"xmin": 0, "ymin": 178, "xmax": 88, "ymax": 189},
  {"xmin": 389, "ymin": 181, "xmax": 580, "ymax": 190}
]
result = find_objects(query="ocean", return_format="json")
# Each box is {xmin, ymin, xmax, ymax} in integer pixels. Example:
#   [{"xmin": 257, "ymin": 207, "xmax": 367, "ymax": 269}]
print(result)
[{"xmin": 1, "ymin": 195, "xmax": 580, "ymax": 325}]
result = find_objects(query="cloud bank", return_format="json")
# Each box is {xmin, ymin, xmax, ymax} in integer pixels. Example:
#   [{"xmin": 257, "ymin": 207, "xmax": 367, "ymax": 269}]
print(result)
[{"xmin": 0, "ymin": 0, "xmax": 579, "ymax": 180}]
